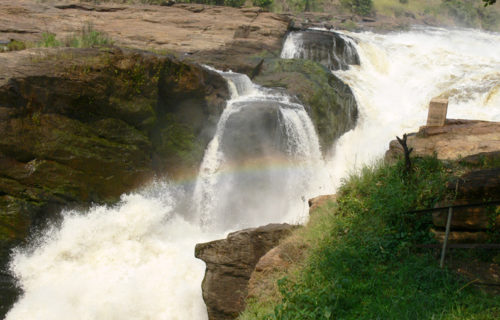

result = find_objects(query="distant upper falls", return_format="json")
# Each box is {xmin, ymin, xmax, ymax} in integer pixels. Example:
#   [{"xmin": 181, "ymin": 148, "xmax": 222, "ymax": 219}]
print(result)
[{"xmin": 281, "ymin": 29, "xmax": 360, "ymax": 71}]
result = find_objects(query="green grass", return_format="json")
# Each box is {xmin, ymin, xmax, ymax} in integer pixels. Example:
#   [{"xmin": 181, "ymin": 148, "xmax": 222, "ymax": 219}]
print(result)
[
  {"xmin": 1, "ymin": 23, "xmax": 112, "ymax": 52},
  {"xmin": 240, "ymin": 157, "xmax": 499, "ymax": 320}
]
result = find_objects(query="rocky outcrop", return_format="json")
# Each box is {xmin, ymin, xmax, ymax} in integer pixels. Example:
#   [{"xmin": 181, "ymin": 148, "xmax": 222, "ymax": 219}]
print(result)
[
  {"xmin": 194, "ymin": 223, "xmax": 296, "ymax": 320},
  {"xmin": 247, "ymin": 194, "xmax": 337, "ymax": 305},
  {"xmin": 281, "ymin": 30, "xmax": 360, "ymax": 71},
  {"xmin": 430, "ymin": 168, "xmax": 500, "ymax": 243},
  {"xmin": 387, "ymin": 121, "xmax": 500, "ymax": 243},
  {"xmin": 253, "ymin": 58, "xmax": 358, "ymax": 152},
  {"xmin": 0, "ymin": 1, "xmax": 289, "ymax": 72},
  {"xmin": 308, "ymin": 194, "xmax": 337, "ymax": 212},
  {"xmin": 386, "ymin": 119, "xmax": 500, "ymax": 161},
  {"xmin": 0, "ymin": 46, "xmax": 228, "ymax": 263}
]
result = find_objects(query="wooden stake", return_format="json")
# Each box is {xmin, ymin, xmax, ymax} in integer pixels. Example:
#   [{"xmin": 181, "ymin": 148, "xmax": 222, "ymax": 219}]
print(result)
[{"xmin": 440, "ymin": 207, "xmax": 453, "ymax": 268}]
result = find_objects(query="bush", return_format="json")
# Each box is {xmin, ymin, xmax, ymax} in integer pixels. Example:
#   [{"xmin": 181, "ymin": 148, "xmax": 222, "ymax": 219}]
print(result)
[
  {"xmin": 340, "ymin": 0, "xmax": 374, "ymax": 16},
  {"xmin": 253, "ymin": 0, "xmax": 273, "ymax": 9},
  {"xmin": 66, "ymin": 22, "xmax": 113, "ymax": 48},
  {"xmin": 39, "ymin": 32, "xmax": 61, "ymax": 47}
]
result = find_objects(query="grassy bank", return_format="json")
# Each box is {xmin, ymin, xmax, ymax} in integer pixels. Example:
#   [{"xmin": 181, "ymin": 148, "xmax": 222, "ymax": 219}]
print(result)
[{"xmin": 241, "ymin": 157, "xmax": 499, "ymax": 320}]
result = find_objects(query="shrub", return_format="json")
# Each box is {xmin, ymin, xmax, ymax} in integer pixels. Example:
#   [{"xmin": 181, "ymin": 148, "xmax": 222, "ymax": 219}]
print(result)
[
  {"xmin": 66, "ymin": 22, "xmax": 113, "ymax": 48},
  {"xmin": 39, "ymin": 32, "xmax": 61, "ymax": 47},
  {"xmin": 340, "ymin": 0, "xmax": 374, "ymax": 16},
  {"xmin": 253, "ymin": 0, "xmax": 273, "ymax": 9}
]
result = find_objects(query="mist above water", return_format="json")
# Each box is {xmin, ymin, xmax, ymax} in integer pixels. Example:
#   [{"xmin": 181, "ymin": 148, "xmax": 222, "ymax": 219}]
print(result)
[
  {"xmin": 325, "ymin": 27, "xmax": 500, "ymax": 188},
  {"xmin": 6, "ymin": 27, "xmax": 500, "ymax": 319}
]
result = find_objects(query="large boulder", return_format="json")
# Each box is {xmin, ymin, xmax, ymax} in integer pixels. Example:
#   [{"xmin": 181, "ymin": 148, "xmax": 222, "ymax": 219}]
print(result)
[
  {"xmin": 195, "ymin": 223, "xmax": 296, "ymax": 320},
  {"xmin": 0, "ymin": 47, "xmax": 228, "ymax": 280},
  {"xmin": 281, "ymin": 30, "xmax": 360, "ymax": 71},
  {"xmin": 253, "ymin": 59, "xmax": 358, "ymax": 153}
]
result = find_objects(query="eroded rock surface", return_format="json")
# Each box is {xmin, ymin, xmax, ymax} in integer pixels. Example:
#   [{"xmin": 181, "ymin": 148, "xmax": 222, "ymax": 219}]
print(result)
[
  {"xmin": 253, "ymin": 59, "xmax": 358, "ymax": 152},
  {"xmin": 386, "ymin": 119, "xmax": 500, "ymax": 161},
  {"xmin": 195, "ymin": 223, "xmax": 296, "ymax": 320},
  {"xmin": 0, "ymin": 0, "xmax": 289, "ymax": 71},
  {"xmin": 0, "ymin": 46, "xmax": 228, "ymax": 262}
]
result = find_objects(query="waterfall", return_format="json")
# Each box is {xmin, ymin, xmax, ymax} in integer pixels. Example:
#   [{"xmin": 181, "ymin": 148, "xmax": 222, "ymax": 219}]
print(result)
[
  {"xmin": 5, "ymin": 26, "xmax": 500, "ymax": 319},
  {"xmin": 5, "ymin": 70, "xmax": 329, "ymax": 319},
  {"xmin": 281, "ymin": 30, "xmax": 360, "ymax": 71},
  {"xmin": 321, "ymin": 27, "xmax": 500, "ymax": 188},
  {"xmin": 193, "ymin": 70, "xmax": 327, "ymax": 231}
]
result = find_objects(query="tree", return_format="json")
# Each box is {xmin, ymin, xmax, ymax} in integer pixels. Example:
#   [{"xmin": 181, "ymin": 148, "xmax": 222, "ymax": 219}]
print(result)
[{"xmin": 483, "ymin": 0, "xmax": 496, "ymax": 5}]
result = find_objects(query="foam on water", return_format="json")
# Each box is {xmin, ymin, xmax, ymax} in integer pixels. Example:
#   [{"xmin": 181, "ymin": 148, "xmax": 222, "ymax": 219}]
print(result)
[
  {"xmin": 6, "ymin": 26, "xmax": 500, "ymax": 319},
  {"xmin": 325, "ymin": 27, "xmax": 500, "ymax": 188}
]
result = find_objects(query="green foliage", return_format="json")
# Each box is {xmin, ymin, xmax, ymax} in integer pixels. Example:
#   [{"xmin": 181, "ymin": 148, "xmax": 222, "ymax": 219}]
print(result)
[
  {"xmin": 244, "ymin": 158, "xmax": 499, "ymax": 320},
  {"xmin": 35, "ymin": 24, "xmax": 112, "ymax": 48},
  {"xmin": 253, "ymin": 0, "xmax": 274, "ymax": 9},
  {"xmin": 6, "ymin": 40, "xmax": 27, "ymax": 51},
  {"xmin": 340, "ymin": 0, "xmax": 374, "ymax": 16},
  {"xmin": 39, "ymin": 32, "xmax": 61, "ymax": 47},
  {"xmin": 66, "ymin": 22, "xmax": 113, "ymax": 48},
  {"xmin": 442, "ymin": 0, "xmax": 499, "ymax": 29}
]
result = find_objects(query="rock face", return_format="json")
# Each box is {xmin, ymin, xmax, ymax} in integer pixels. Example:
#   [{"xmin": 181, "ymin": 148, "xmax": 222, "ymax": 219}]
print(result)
[
  {"xmin": 253, "ymin": 59, "xmax": 358, "ymax": 152},
  {"xmin": 281, "ymin": 30, "xmax": 360, "ymax": 71},
  {"xmin": 386, "ymin": 119, "xmax": 500, "ymax": 242},
  {"xmin": 386, "ymin": 119, "xmax": 500, "ymax": 161},
  {"xmin": 308, "ymin": 194, "xmax": 337, "ymax": 212},
  {"xmin": 430, "ymin": 168, "xmax": 500, "ymax": 242},
  {"xmin": 0, "ymin": 47, "xmax": 228, "ymax": 268},
  {"xmin": 0, "ymin": 0, "xmax": 289, "ymax": 72},
  {"xmin": 195, "ymin": 224, "xmax": 296, "ymax": 320}
]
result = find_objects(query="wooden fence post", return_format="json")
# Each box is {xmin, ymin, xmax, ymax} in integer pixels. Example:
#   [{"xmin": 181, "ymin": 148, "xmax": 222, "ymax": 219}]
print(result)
[{"xmin": 440, "ymin": 207, "xmax": 453, "ymax": 268}]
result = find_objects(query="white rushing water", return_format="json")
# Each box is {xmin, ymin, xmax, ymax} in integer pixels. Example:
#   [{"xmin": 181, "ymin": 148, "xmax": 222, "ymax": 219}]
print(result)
[
  {"xmin": 6, "ymin": 27, "xmax": 500, "ymax": 319},
  {"xmin": 325, "ymin": 27, "xmax": 500, "ymax": 188},
  {"xmin": 6, "ymin": 70, "xmax": 327, "ymax": 319}
]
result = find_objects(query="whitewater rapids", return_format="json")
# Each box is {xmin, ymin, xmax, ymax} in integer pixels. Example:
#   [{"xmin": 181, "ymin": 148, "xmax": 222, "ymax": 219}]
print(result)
[{"xmin": 5, "ymin": 26, "xmax": 500, "ymax": 319}]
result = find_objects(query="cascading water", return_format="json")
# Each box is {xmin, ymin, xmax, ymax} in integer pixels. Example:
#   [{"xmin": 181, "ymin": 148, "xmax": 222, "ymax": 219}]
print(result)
[
  {"xmin": 5, "ymin": 26, "xmax": 500, "ymax": 320},
  {"xmin": 4, "ymin": 69, "xmax": 329, "ymax": 319},
  {"xmin": 320, "ymin": 27, "xmax": 500, "ymax": 189},
  {"xmin": 193, "ymin": 70, "xmax": 328, "ymax": 231},
  {"xmin": 281, "ymin": 30, "xmax": 360, "ymax": 71}
]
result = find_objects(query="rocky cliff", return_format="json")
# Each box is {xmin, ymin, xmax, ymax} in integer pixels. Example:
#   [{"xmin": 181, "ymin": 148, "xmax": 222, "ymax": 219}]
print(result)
[{"xmin": 0, "ymin": 47, "xmax": 228, "ymax": 296}]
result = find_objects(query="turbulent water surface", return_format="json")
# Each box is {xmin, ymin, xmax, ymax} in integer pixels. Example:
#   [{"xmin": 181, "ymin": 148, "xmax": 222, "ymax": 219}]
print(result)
[{"xmin": 5, "ymin": 27, "xmax": 500, "ymax": 319}]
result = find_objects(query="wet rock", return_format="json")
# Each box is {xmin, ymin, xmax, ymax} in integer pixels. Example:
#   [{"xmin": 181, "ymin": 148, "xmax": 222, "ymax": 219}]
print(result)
[
  {"xmin": 253, "ymin": 58, "xmax": 358, "ymax": 152},
  {"xmin": 282, "ymin": 30, "xmax": 360, "ymax": 71},
  {"xmin": 195, "ymin": 223, "xmax": 296, "ymax": 320},
  {"xmin": 0, "ymin": 46, "xmax": 229, "ymax": 272}
]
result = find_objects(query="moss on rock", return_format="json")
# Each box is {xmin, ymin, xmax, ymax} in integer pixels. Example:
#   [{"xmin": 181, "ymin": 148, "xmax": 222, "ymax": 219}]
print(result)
[
  {"xmin": 0, "ymin": 47, "xmax": 229, "ymax": 262},
  {"xmin": 253, "ymin": 58, "xmax": 358, "ymax": 153}
]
